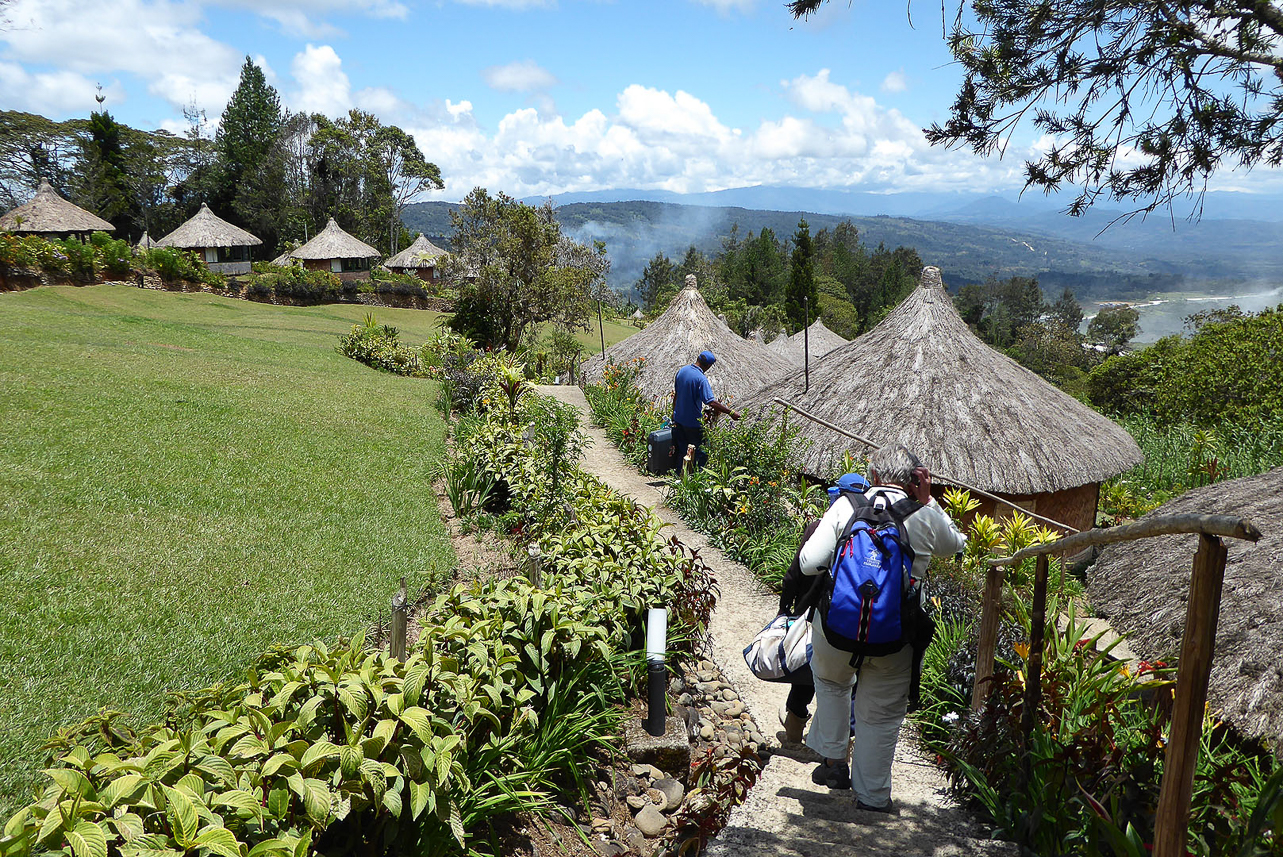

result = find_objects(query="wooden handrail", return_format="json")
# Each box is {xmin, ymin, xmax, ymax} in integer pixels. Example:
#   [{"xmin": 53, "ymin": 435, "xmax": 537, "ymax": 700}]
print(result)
[
  {"xmin": 987, "ymin": 513, "xmax": 1261, "ymax": 566},
  {"xmin": 771, "ymin": 397, "xmax": 1080, "ymax": 533}
]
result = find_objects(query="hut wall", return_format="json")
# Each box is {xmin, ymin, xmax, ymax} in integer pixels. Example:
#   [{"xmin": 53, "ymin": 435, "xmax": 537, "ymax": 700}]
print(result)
[
  {"xmin": 302, "ymin": 259, "xmax": 329, "ymax": 273},
  {"xmin": 208, "ymin": 261, "xmax": 252, "ymax": 275},
  {"xmin": 967, "ymin": 482, "xmax": 1098, "ymax": 534}
]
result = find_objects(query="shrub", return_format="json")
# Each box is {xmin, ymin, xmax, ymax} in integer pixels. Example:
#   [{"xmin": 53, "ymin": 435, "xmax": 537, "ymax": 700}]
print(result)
[
  {"xmin": 88, "ymin": 232, "xmax": 134, "ymax": 278},
  {"xmin": 141, "ymin": 247, "xmax": 224, "ymax": 288},
  {"xmin": 371, "ymin": 268, "xmax": 428, "ymax": 299},
  {"xmin": 249, "ymin": 266, "xmax": 343, "ymax": 303},
  {"xmin": 337, "ymin": 314, "xmax": 425, "ymax": 377}
]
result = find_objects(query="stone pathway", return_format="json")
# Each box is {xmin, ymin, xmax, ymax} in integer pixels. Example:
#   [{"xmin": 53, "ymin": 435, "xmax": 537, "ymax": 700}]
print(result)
[{"xmin": 537, "ymin": 386, "xmax": 1016, "ymax": 857}]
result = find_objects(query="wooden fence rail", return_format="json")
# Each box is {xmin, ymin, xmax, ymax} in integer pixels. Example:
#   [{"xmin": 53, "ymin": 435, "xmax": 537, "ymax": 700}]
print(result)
[{"xmin": 979, "ymin": 514, "xmax": 1260, "ymax": 857}]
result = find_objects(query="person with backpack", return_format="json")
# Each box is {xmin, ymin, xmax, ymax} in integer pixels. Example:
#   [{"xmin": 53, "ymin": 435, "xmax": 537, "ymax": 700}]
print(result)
[
  {"xmin": 777, "ymin": 472, "xmax": 870, "ymax": 744},
  {"xmin": 796, "ymin": 444, "xmax": 967, "ymax": 813}
]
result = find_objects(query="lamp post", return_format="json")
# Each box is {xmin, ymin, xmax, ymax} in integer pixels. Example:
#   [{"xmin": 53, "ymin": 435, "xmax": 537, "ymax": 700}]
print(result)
[{"xmin": 645, "ymin": 607, "xmax": 667, "ymax": 736}]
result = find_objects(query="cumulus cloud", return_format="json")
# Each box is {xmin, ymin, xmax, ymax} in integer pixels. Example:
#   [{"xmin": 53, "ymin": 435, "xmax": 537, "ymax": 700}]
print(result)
[
  {"xmin": 482, "ymin": 60, "xmax": 557, "ymax": 93},
  {"xmin": 212, "ymin": 0, "xmax": 408, "ymax": 38},
  {"xmin": 0, "ymin": 0, "xmax": 242, "ymax": 112},
  {"xmin": 289, "ymin": 44, "xmax": 351, "ymax": 118},
  {"xmin": 881, "ymin": 69, "xmax": 907, "ymax": 93},
  {"xmin": 0, "ymin": 63, "xmax": 124, "ymax": 114}
]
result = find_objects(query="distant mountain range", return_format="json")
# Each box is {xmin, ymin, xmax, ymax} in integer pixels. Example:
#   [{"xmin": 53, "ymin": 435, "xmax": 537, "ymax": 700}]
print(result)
[{"xmin": 401, "ymin": 186, "xmax": 1283, "ymax": 299}]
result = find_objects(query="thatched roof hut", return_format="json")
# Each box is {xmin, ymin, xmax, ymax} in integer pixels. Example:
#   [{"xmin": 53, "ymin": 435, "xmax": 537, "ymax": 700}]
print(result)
[
  {"xmin": 0, "ymin": 180, "xmax": 114, "ymax": 240},
  {"xmin": 580, "ymin": 275, "xmax": 793, "ymax": 404},
  {"xmin": 741, "ymin": 266, "xmax": 1142, "ymax": 532},
  {"xmin": 156, "ymin": 204, "xmax": 261, "ymax": 274},
  {"xmin": 767, "ymin": 319, "xmax": 849, "ymax": 368},
  {"xmin": 383, "ymin": 233, "xmax": 446, "ymax": 282},
  {"xmin": 1087, "ymin": 468, "xmax": 1283, "ymax": 746},
  {"xmin": 274, "ymin": 218, "xmax": 379, "ymax": 280},
  {"xmin": 136, "ymin": 231, "xmax": 157, "ymax": 250}
]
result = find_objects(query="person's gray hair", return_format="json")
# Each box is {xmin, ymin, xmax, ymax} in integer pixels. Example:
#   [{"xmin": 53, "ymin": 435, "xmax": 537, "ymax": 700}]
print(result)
[{"xmin": 868, "ymin": 444, "xmax": 921, "ymax": 488}]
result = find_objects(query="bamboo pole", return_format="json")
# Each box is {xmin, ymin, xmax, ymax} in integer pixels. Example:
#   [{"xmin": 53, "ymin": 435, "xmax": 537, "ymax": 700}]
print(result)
[
  {"xmin": 390, "ymin": 577, "xmax": 408, "ymax": 661},
  {"xmin": 771, "ymin": 398, "xmax": 1080, "ymax": 534},
  {"xmin": 972, "ymin": 563, "xmax": 1006, "ymax": 711},
  {"xmin": 1153, "ymin": 533, "xmax": 1229, "ymax": 857}
]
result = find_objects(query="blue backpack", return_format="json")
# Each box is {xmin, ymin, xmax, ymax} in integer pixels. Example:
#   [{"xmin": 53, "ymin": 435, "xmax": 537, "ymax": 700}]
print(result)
[{"xmin": 817, "ymin": 492, "xmax": 925, "ymax": 659}]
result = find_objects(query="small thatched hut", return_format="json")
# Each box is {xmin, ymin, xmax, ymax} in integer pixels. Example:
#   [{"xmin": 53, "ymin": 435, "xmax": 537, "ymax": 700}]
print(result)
[
  {"xmin": 136, "ymin": 231, "xmax": 157, "ymax": 251},
  {"xmin": 741, "ymin": 266, "xmax": 1142, "ymax": 532},
  {"xmin": 1088, "ymin": 468, "xmax": 1283, "ymax": 746},
  {"xmin": 155, "ymin": 204, "xmax": 261, "ymax": 275},
  {"xmin": 0, "ymin": 180, "xmax": 114, "ymax": 241},
  {"xmin": 383, "ymin": 233, "xmax": 447, "ymax": 283},
  {"xmin": 767, "ymin": 319, "xmax": 849, "ymax": 369},
  {"xmin": 274, "ymin": 218, "xmax": 379, "ymax": 281},
  {"xmin": 580, "ymin": 275, "xmax": 793, "ymax": 404}
]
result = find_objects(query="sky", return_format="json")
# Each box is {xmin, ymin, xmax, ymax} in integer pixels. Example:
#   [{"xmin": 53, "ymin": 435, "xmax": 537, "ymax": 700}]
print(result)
[{"xmin": 2, "ymin": 0, "xmax": 1281, "ymax": 205}]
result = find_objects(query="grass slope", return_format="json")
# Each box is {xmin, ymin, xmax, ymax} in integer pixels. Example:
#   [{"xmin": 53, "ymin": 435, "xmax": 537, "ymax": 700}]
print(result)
[{"xmin": 0, "ymin": 286, "xmax": 455, "ymax": 815}]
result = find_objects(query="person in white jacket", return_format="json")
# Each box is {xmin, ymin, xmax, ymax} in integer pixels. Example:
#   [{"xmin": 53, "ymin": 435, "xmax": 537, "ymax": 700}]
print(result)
[{"xmin": 797, "ymin": 443, "xmax": 967, "ymax": 813}]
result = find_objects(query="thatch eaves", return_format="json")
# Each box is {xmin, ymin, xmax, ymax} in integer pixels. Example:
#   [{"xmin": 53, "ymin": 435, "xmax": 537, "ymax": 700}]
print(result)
[
  {"xmin": 740, "ymin": 266, "xmax": 1142, "ymax": 491},
  {"xmin": 156, "ymin": 203, "xmax": 261, "ymax": 249},
  {"xmin": 384, "ymin": 233, "xmax": 446, "ymax": 269},
  {"xmin": 1087, "ymin": 467, "xmax": 1283, "ymax": 747},
  {"xmin": 282, "ymin": 218, "xmax": 379, "ymax": 261},
  {"xmin": 581, "ymin": 278, "xmax": 793, "ymax": 404},
  {"xmin": 0, "ymin": 180, "xmax": 114, "ymax": 234}
]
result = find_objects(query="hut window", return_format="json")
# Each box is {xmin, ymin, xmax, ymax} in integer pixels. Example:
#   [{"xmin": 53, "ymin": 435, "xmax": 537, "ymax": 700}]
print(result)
[
  {"xmin": 215, "ymin": 247, "xmax": 248, "ymax": 264},
  {"xmin": 340, "ymin": 257, "xmax": 369, "ymax": 273},
  {"xmin": 331, "ymin": 259, "xmax": 342, "ymax": 273},
  {"xmin": 204, "ymin": 248, "xmax": 218, "ymax": 264}
]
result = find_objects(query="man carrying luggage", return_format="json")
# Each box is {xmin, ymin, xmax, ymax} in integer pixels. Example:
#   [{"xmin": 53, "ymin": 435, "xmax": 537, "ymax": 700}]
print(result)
[{"xmin": 671, "ymin": 350, "xmax": 739, "ymax": 471}]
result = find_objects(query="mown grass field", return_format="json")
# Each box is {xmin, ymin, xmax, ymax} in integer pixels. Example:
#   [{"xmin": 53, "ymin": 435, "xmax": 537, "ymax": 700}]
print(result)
[{"xmin": 0, "ymin": 286, "xmax": 459, "ymax": 815}]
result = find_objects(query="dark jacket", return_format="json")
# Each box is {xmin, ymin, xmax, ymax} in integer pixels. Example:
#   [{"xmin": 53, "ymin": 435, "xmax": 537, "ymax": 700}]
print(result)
[{"xmin": 779, "ymin": 519, "xmax": 825, "ymax": 617}]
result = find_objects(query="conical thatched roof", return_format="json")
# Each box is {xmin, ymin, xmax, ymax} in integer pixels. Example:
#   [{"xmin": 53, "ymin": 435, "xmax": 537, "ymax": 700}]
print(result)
[
  {"xmin": 768, "ymin": 319, "xmax": 849, "ymax": 368},
  {"xmin": 156, "ymin": 203, "xmax": 261, "ymax": 249},
  {"xmin": 137, "ymin": 231, "xmax": 157, "ymax": 250},
  {"xmin": 741, "ymin": 266, "xmax": 1142, "ymax": 490},
  {"xmin": 281, "ymin": 218, "xmax": 378, "ymax": 261},
  {"xmin": 0, "ymin": 180, "xmax": 114, "ymax": 234},
  {"xmin": 384, "ymin": 233, "xmax": 446, "ymax": 269},
  {"xmin": 581, "ymin": 277, "xmax": 793, "ymax": 403},
  {"xmin": 1088, "ymin": 467, "xmax": 1283, "ymax": 746}
]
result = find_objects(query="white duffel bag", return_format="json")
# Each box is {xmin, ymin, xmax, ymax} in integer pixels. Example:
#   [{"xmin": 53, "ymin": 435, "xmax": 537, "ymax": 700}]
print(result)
[{"xmin": 743, "ymin": 611, "xmax": 812, "ymax": 682}]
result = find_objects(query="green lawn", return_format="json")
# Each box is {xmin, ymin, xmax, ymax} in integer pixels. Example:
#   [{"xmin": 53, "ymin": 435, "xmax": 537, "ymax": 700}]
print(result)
[{"xmin": 0, "ymin": 286, "xmax": 455, "ymax": 815}]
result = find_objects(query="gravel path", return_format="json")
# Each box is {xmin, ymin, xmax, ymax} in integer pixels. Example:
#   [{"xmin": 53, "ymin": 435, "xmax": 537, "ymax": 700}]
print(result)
[{"xmin": 537, "ymin": 386, "xmax": 1016, "ymax": 857}]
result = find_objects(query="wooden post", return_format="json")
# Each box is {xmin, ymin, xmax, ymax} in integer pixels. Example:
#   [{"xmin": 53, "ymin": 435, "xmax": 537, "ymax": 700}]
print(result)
[
  {"xmin": 390, "ymin": 576, "xmax": 408, "ymax": 661},
  {"xmin": 972, "ymin": 563, "xmax": 1006, "ymax": 711},
  {"xmin": 1021, "ymin": 555, "xmax": 1050, "ymax": 768},
  {"xmin": 1153, "ymin": 534, "xmax": 1228, "ymax": 857}
]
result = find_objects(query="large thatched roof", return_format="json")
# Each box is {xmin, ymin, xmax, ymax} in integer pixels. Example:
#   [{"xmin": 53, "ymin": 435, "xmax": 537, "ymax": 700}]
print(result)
[
  {"xmin": 1087, "ymin": 467, "xmax": 1283, "ymax": 747},
  {"xmin": 384, "ymin": 233, "xmax": 446, "ymax": 269},
  {"xmin": 280, "ymin": 218, "xmax": 378, "ymax": 261},
  {"xmin": 156, "ymin": 204, "xmax": 261, "ymax": 249},
  {"xmin": 740, "ymin": 266, "xmax": 1142, "ymax": 491},
  {"xmin": 580, "ymin": 277, "xmax": 793, "ymax": 404},
  {"xmin": 0, "ymin": 180, "xmax": 114, "ymax": 234},
  {"xmin": 767, "ymin": 319, "xmax": 849, "ymax": 368}
]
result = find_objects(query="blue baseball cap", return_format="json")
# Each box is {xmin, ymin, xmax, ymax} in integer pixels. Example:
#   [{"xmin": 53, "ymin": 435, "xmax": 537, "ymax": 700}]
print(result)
[
  {"xmin": 827, "ymin": 472, "xmax": 870, "ymax": 506},
  {"xmin": 698, "ymin": 350, "xmax": 716, "ymax": 366}
]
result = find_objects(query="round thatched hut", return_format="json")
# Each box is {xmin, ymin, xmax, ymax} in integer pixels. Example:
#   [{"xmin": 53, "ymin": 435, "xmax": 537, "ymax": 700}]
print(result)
[
  {"xmin": 0, "ymin": 180, "xmax": 114, "ymax": 241},
  {"xmin": 1087, "ymin": 467, "xmax": 1283, "ymax": 746},
  {"xmin": 580, "ymin": 275, "xmax": 793, "ymax": 404},
  {"xmin": 274, "ymin": 218, "xmax": 379, "ymax": 281},
  {"xmin": 136, "ymin": 231, "xmax": 157, "ymax": 250},
  {"xmin": 767, "ymin": 319, "xmax": 849, "ymax": 369},
  {"xmin": 155, "ymin": 204, "xmax": 261, "ymax": 275},
  {"xmin": 740, "ymin": 266, "xmax": 1142, "ymax": 532},
  {"xmin": 383, "ymin": 233, "xmax": 447, "ymax": 283}
]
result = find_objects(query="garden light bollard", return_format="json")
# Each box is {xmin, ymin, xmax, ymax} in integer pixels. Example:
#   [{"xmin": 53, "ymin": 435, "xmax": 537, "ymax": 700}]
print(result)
[
  {"xmin": 390, "ymin": 576, "xmax": 408, "ymax": 662},
  {"xmin": 645, "ymin": 607, "xmax": 668, "ymax": 737}
]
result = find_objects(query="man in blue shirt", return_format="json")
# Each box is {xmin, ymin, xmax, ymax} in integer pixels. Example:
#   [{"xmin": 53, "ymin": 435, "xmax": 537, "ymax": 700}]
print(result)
[{"xmin": 671, "ymin": 350, "xmax": 739, "ymax": 471}]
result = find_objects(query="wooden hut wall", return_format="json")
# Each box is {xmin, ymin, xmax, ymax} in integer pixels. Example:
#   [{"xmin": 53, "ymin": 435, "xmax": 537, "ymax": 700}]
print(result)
[{"xmin": 958, "ymin": 482, "xmax": 1099, "ymax": 534}]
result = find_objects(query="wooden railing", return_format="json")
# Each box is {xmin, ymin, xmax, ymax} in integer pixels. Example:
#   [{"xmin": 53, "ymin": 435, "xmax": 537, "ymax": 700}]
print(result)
[{"xmin": 980, "ymin": 514, "xmax": 1262, "ymax": 857}]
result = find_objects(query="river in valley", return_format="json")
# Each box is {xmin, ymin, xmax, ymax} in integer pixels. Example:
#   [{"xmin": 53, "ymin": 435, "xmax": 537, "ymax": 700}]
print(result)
[{"xmin": 1086, "ymin": 285, "xmax": 1283, "ymax": 342}]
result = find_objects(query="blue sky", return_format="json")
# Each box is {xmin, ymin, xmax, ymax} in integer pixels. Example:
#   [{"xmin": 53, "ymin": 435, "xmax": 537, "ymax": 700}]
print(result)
[{"xmin": 3, "ymin": 0, "xmax": 1279, "ymax": 204}]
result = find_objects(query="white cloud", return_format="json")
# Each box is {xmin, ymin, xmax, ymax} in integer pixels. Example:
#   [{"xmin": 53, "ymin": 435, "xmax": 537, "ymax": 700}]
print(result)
[
  {"xmin": 0, "ymin": 0, "xmax": 242, "ymax": 112},
  {"xmin": 881, "ymin": 69, "xmax": 907, "ymax": 93},
  {"xmin": 451, "ymin": 0, "xmax": 554, "ymax": 8},
  {"xmin": 212, "ymin": 0, "xmax": 409, "ymax": 38},
  {"xmin": 289, "ymin": 44, "xmax": 351, "ymax": 118},
  {"xmin": 482, "ymin": 60, "xmax": 557, "ymax": 93},
  {"xmin": 0, "ymin": 62, "xmax": 124, "ymax": 114}
]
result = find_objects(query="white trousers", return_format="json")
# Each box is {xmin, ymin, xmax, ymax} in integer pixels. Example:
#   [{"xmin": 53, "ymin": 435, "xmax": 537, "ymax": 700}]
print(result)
[{"xmin": 805, "ymin": 625, "xmax": 912, "ymax": 807}]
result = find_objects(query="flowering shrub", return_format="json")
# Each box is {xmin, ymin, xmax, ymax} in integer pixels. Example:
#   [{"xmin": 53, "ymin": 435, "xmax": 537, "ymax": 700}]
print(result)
[
  {"xmin": 141, "ymin": 247, "xmax": 225, "ymax": 287},
  {"xmin": 337, "ymin": 314, "xmax": 426, "ymax": 377},
  {"xmin": 0, "ymin": 232, "xmax": 135, "ymax": 282}
]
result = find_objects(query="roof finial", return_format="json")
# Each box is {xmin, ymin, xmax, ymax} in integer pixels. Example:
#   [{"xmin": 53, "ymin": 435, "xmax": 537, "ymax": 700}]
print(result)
[
  {"xmin": 685, "ymin": 273, "xmax": 697, "ymax": 290},
  {"xmin": 920, "ymin": 266, "xmax": 944, "ymax": 290}
]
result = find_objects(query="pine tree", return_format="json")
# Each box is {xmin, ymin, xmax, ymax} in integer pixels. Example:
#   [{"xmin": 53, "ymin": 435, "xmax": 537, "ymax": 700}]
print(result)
[
  {"xmin": 786, "ymin": 219, "xmax": 818, "ymax": 331},
  {"xmin": 216, "ymin": 57, "xmax": 283, "ymax": 243}
]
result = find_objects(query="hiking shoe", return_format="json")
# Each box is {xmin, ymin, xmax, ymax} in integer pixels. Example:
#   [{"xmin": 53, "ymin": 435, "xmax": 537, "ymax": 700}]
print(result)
[
  {"xmin": 810, "ymin": 760, "xmax": 851, "ymax": 790},
  {"xmin": 855, "ymin": 798, "xmax": 899, "ymax": 816}
]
